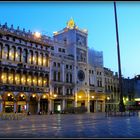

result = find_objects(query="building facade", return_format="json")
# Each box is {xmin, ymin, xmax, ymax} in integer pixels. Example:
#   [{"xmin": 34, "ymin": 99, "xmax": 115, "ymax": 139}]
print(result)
[
  {"xmin": 0, "ymin": 23, "xmax": 50, "ymax": 114},
  {"xmin": 0, "ymin": 19, "xmax": 120, "ymax": 114}
]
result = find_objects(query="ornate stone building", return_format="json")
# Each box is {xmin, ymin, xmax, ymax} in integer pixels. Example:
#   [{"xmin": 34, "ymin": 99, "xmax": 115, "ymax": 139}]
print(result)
[
  {"xmin": 0, "ymin": 19, "xmax": 120, "ymax": 114},
  {"xmin": 0, "ymin": 23, "xmax": 50, "ymax": 114}
]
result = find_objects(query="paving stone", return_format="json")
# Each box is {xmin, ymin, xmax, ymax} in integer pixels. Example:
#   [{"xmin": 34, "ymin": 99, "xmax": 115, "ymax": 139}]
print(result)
[{"xmin": 0, "ymin": 113, "xmax": 140, "ymax": 138}]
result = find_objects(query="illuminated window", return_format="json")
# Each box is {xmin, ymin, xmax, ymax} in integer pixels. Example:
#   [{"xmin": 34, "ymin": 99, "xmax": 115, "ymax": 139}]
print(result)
[
  {"xmin": 23, "ymin": 49, "xmax": 28, "ymax": 63},
  {"xmin": 43, "ymin": 56, "xmax": 46, "ymax": 66},
  {"xmin": 3, "ymin": 44, "xmax": 9, "ymax": 60},
  {"xmin": 1, "ymin": 72, "xmax": 7, "ymax": 83},
  {"xmin": 33, "ymin": 76, "xmax": 37, "ymax": 86},
  {"xmin": 38, "ymin": 77, "xmax": 42, "ymax": 86},
  {"xmin": 27, "ymin": 75, "xmax": 32, "ymax": 86},
  {"xmin": 9, "ymin": 46, "xmax": 15, "ymax": 61},
  {"xmin": 21, "ymin": 75, "xmax": 26, "ymax": 85},
  {"xmin": 8, "ymin": 73, "xmax": 14, "ymax": 84},
  {"xmin": 39, "ymin": 53, "xmax": 43, "ymax": 65},
  {"xmin": 15, "ymin": 74, "xmax": 20, "ymax": 85},
  {"xmin": 29, "ymin": 50, "xmax": 33, "ymax": 64},
  {"xmin": 34, "ymin": 52, "xmax": 38, "ymax": 65},
  {"xmin": 16, "ymin": 47, "xmax": 21, "ymax": 62}
]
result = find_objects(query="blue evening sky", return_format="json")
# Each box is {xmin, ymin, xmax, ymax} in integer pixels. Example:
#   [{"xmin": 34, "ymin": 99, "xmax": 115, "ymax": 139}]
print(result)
[{"xmin": 0, "ymin": 1, "xmax": 139, "ymax": 78}]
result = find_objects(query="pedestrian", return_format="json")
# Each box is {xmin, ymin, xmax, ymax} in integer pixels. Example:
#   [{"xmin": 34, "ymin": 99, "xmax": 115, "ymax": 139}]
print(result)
[{"xmin": 27, "ymin": 111, "xmax": 31, "ymax": 115}]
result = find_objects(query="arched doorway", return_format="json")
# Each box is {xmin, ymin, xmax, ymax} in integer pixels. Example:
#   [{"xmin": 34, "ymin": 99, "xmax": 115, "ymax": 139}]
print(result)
[
  {"xmin": 17, "ymin": 93, "xmax": 27, "ymax": 113},
  {"xmin": 40, "ymin": 94, "xmax": 49, "ymax": 114},
  {"xmin": 90, "ymin": 94, "xmax": 95, "ymax": 113},
  {"xmin": 3, "ymin": 92, "xmax": 15, "ymax": 113},
  {"xmin": 29, "ymin": 94, "xmax": 38, "ymax": 114},
  {"xmin": 77, "ymin": 90, "xmax": 87, "ymax": 107}
]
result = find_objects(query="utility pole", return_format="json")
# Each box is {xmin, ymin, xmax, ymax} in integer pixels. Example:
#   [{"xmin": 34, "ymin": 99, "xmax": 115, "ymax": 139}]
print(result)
[{"xmin": 114, "ymin": 1, "xmax": 125, "ymax": 112}]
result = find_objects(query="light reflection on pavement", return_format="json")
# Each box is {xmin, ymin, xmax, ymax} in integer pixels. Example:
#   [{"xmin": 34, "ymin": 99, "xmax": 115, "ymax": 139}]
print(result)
[{"xmin": 0, "ymin": 113, "xmax": 140, "ymax": 138}]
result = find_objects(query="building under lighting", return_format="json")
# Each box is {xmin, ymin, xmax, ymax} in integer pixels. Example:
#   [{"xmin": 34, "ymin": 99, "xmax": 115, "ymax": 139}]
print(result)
[{"xmin": 0, "ymin": 19, "xmax": 120, "ymax": 114}]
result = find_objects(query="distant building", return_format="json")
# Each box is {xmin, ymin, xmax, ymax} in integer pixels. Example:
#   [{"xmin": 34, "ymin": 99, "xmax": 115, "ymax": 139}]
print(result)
[
  {"xmin": 104, "ymin": 67, "xmax": 119, "ymax": 110},
  {"xmin": 121, "ymin": 75, "xmax": 140, "ymax": 106},
  {"xmin": 133, "ymin": 75, "xmax": 140, "ymax": 99},
  {"xmin": 122, "ymin": 77, "xmax": 135, "ymax": 101},
  {"xmin": 88, "ymin": 48, "xmax": 103, "ymax": 67}
]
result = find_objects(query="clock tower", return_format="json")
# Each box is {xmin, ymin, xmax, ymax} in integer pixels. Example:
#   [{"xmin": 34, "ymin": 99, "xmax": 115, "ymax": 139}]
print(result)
[{"xmin": 53, "ymin": 18, "xmax": 90, "ymax": 111}]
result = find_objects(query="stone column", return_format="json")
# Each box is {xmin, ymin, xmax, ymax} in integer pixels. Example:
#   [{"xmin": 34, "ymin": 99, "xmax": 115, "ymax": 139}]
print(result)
[
  {"xmin": 14, "ymin": 101, "xmax": 17, "ymax": 112},
  {"xmin": 62, "ymin": 86, "xmax": 65, "ymax": 96},
  {"xmin": 62, "ymin": 61, "xmax": 65, "ymax": 82},
  {"xmin": 37, "ymin": 99, "xmax": 40, "ymax": 113},
  {"xmin": 87, "ymin": 91, "xmax": 90, "ymax": 113},
  {"xmin": 48, "ymin": 99, "xmax": 53, "ymax": 113},
  {"xmin": 74, "ymin": 91, "xmax": 77, "ymax": 108},
  {"xmin": 62, "ymin": 86, "xmax": 65, "ymax": 111},
  {"xmin": 95, "ymin": 99, "xmax": 98, "ymax": 112},
  {"xmin": 62, "ymin": 99, "xmax": 65, "ymax": 111},
  {"xmin": 102, "ymin": 100, "xmax": 105, "ymax": 112}
]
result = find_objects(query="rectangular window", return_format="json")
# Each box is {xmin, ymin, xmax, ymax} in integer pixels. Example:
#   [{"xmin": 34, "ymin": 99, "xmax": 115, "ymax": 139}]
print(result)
[
  {"xmin": 58, "ymin": 48, "xmax": 61, "ymax": 52},
  {"xmin": 62, "ymin": 49, "xmax": 65, "ymax": 53},
  {"xmin": 66, "ymin": 64, "xmax": 68, "ymax": 69},
  {"xmin": 58, "ymin": 63, "xmax": 60, "ymax": 67},
  {"xmin": 51, "ymin": 46, "xmax": 54, "ymax": 50}
]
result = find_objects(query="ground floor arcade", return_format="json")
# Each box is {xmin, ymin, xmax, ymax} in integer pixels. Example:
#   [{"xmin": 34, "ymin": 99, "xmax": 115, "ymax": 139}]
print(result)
[{"xmin": 0, "ymin": 91, "xmax": 107, "ymax": 114}]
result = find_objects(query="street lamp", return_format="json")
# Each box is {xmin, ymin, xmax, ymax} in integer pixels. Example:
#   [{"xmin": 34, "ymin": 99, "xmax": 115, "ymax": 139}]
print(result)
[{"xmin": 114, "ymin": 1, "xmax": 125, "ymax": 112}]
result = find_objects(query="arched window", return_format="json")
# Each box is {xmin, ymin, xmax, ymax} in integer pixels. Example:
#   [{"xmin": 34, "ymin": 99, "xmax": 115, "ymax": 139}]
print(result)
[
  {"xmin": 45, "ymin": 54, "xmax": 48, "ymax": 67},
  {"xmin": 43, "ymin": 77, "xmax": 47, "ymax": 87},
  {"xmin": 38, "ymin": 53, "xmax": 43, "ymax": 66},
  {"xmin": 29, "ymin": 50, "xmax": 33, "ymax": 64},
  {"xmin": 53, "ymin": 71, "xmax": 56, "ymax": 81},
  {"xmin": 58, "ymin": 72, "xmax": 61, "ymax": 82},
  {"xmin": 16, "ymin": 47, "xmax": 21, "ymax": 62},
  {"xmin": 108, "ymin": 85, "xmax": 110, "ymax": 91},
  {"xmin": 33, "ymin": 76, "xmax": 37, "ymax": 86},
  {"xmin": 66, "ymin": 73, "xmax": 69, "ymax": 83},
  {"xmin": 15, "ymin": 73, "xmax": 20, "ymax": 85},
  {"xmin": 12, "ymin": 46, "xmax": 16, "ymax": 61},
  {"xmin": 53, "ymin": 62, "xmax": 56, "ymax": 67},
  {"xmin": 27, "ymin": 75, "xmax": 32, "ymax": 86},
  {"xmin": 3, "ymin": 44, "xmax": 9, "ymax": 60},
  {"xmin": 34, "ymin": 51, "xmax": 38, "ymax": 65},
  {"xmin": 9, "ymin": 46, "xmax": 15, "ymax": 61},
  {"xmin": 38, "ymin": 77, "xmax": 42, "ymax": 86},
  {"xmin": 23, "ymin": 49, "xmax": 28, "ymax": 63},
  {"xmin": 43, "ymin": 54, "xmax": 48, "ymax": 67},
  {"xmin": 97, "ymin": 80, "xmax": 100, "ymax": 87},
  {"xmin": 1, "ymin": 72, "xmax": 7, "ymax": 83},
  {"xmin": 21, "ymin": 74, "xmax": 26, "ymax": 85},
  {"xmin": 39, "ymin": 53, "xmax": 43, "ymax": 66},
  {"xmin": 70, "ymin": 73, "xmax": 72, "ymax": 83},
  {"xmin": 8, "ymin": 71, "xmax": 14, "ymax": 84}
]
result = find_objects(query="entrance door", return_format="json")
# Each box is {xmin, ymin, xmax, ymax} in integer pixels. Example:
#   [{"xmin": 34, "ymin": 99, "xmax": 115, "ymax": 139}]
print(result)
[
  {"xmin": 90, "ymin": 100, "xmax": 94, "ymax": 112},
  {"xmin": 29, "ymin": 96, "xmax": 38, "ymax": 114},
  {"xmin": 54, "ymin": 99, "xmax": 61, "ymax": 113},
  {"xmin": 40, "ymin": 99, "xmax": 48, "ymax": 113}
]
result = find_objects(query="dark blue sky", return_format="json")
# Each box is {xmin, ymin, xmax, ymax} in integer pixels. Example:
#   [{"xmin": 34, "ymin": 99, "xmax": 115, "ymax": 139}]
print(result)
[{"xmin": 0, "ymin": 1, "xmax": 140, "ymax": 78}]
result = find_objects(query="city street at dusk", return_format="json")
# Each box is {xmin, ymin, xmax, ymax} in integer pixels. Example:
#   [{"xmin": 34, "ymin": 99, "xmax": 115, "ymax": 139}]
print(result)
[{"xmin": 0, "ymin": 1, "xmax": 140, "ymax": 139}]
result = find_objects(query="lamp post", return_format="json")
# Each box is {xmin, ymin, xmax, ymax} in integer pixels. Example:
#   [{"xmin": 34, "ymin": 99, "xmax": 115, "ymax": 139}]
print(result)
[{"xmin": 114, "ymin": 1, "xmax": 125, "ymax": 112}]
